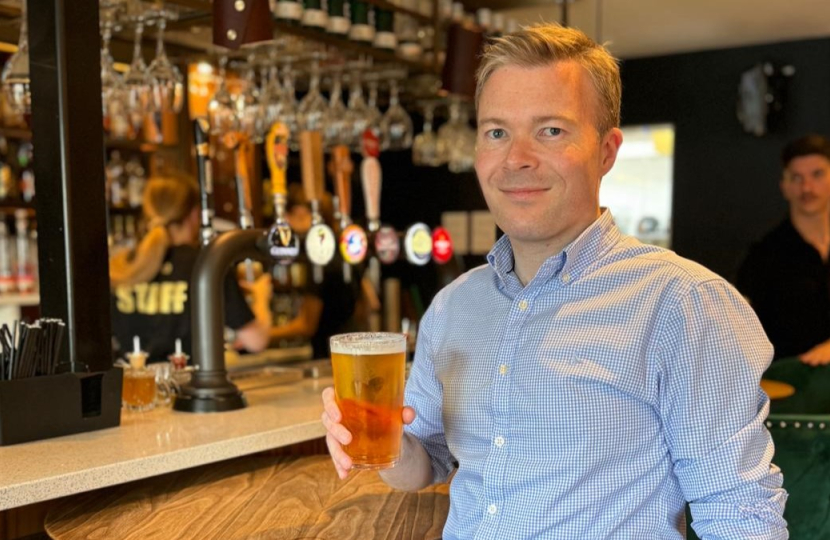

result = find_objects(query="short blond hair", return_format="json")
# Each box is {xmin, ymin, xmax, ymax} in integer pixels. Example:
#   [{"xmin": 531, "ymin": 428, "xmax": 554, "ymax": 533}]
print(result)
[{"xmin": 475, "ymin": 23, "xmax": 621, "ymax": 134}]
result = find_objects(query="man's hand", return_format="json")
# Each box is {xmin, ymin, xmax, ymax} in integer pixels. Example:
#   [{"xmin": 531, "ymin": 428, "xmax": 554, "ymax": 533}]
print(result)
[
  {"xmin": 321, "ymin": 386, "xmax": 417, "ymax": 479},
  {"xmin": 799, "ymin": 339, "xmax": 830, "ymax": 366}
]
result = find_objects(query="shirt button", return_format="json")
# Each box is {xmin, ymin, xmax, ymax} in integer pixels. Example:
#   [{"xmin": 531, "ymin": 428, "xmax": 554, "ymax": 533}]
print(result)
[
  {"xmin": 561, "ymin": 273, "xmax": 571, "ymax": 283},
  {"xmin": 498, "ymin": 364, "xmax": 508, "ymax": 376},
  {"xmin": 494, "ymin": 436, "xmax": 505, "ymax": 447},
  {"xmin": 487, "ymin": 503, "xmax": 498, "ymax": 515},
  {"xmin": 518, "ymin": 299, "xmax": 528, "ymax": 311}
]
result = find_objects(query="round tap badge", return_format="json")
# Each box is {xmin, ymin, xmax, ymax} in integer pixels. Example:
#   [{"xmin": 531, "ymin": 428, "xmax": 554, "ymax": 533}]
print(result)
[
  {"xmin": 305, "ymin": 223, "xmax": 336, "ymax": 266},
  {"xmin": 340, "ymin": 224, "xmax": 368, "ymax": 265},
  {"xmin": 374, "ymin": 225, "xmax": 400, "ymax": 264},
  {"xmin": 267, "ymin": 223, "xmax": 300, "ymax": 265},
  {"xmin": 404, "ymin": 223, "xmax": 432, "ymax": 266},
  {"xmin": 431, "ymin": 227, "xmax": 453, "ymax": 264}
]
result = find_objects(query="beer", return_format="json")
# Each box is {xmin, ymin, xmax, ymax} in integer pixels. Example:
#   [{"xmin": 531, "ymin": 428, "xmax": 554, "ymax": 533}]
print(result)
[
  {"xmin": 330, "ymin": 332, "xmax": 406, "ymax": 470},
  {"xmin": 122, "ymin": 368, "xmax": 156, "ymax": 411}
]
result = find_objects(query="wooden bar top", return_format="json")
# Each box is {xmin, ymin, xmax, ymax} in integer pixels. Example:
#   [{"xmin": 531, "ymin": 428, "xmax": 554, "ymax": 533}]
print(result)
[{"xmin": 45, "ymin": 455, "xmax": 449, "ymax": 540}]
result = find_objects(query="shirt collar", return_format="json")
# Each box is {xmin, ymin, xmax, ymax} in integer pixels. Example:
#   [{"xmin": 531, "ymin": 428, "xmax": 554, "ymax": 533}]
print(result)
[{"xmin": 487, "ymin": 209, "xmax": 621, "ymax": 289}]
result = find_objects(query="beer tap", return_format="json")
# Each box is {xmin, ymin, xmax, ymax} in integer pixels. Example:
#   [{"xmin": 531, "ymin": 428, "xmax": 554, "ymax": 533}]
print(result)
[
  {"xmin": 265, "ymin": 122, "xmax": 300, "ymax": 284},
  {"xmin": 361, "ymin": 129, "xmax": 384, "ymax": 331},
  {"xmin": 300, "ymin": 130, "xmax": 335, "ymax": 284},
  {"xmin": 330, "ymin": 144, "xmax": 366, "ymax": 283},
  {"xmin": 223, "ymin": 131, "xmax": 257, "ymax": 282},
  {"xmin": 193, "ymin": 117, "xmax": 216, "ymax": 246},
  {"xmin": 404, "ymin": 222, "xmax": 433, "ymax": 266}
]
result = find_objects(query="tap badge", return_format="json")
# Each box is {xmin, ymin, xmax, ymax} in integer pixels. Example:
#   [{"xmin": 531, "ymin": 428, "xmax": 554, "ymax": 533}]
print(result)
[
  {"xmin": 404, "ymin": 223, "xmax": 432, "ymax": 266},
  {"xmin": 375, "ymin": 226, "xmax": 400, "ymax": 264},
  {"xmin": 268, "ymin": 223, "xmax": 300, "ymax": 265},
  {"xmin": 431, "ymin": 227, "xmax": 453, "ymax": 264},
  {"xmin": 305, "ymin": 223, "xmax": 336, "ymax": 266},
  {"xmin": 340, "ymin": 224, "xmax": 368, "ymax": 265}
]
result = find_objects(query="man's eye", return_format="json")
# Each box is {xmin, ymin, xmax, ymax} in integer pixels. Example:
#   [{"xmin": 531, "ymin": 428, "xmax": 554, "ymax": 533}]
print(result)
[
  {"xmin": 541, "ymin": 127, "xmax": 562, "ymax": 137},
  {"xmin": 487, "ymin": 129, "xmax": 506, "ymax": 140}
]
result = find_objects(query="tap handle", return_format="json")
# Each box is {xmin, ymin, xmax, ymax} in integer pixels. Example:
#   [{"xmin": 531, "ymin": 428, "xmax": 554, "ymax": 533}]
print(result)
[
  {"xmin": 361, "ymin": 156, "xmax": 381, "ymax": 230},
  {"xmin": 266, "ymin": 122, "xmax": 290, "ymax": 197},
  {"xmin": 300, "ymin": 130, "xmax": 324, "ymax": 203},
  {"xmin": 329, "ymin": 145, "xmax": 353, "ymax": 219},
  {"xmin": 234, "ymin": 137, "xmax": 254, "ymax": 229},
  {"xmin": 193, "ymin": 117, "xmax": 215, "ymax": 243}
]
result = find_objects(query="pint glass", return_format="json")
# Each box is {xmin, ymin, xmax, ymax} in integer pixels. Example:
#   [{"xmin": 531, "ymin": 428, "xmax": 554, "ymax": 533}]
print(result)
[{"xmin": 330, "ymin": 332, "xmax": 406, "ymax": 470}]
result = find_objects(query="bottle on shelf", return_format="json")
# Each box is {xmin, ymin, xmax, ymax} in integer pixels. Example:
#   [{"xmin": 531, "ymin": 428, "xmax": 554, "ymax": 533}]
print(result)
[
  {"xmin": 0, "ymin": 138, "xmax": 17, "ymax": 201},
  {"xmin": 126, "ymin": 156, "xmax": 146, "ymax": 209},
  {"xmin": 107, "ymin": 151, "xmax": 127, "ymax": 209},
  {"xmin": 13, "ymin": 209, "xmax": 35, "ymax": 294},
  {"xmin": 0, "ymin": 220, "xmax": 15, "ymax": 295},
  {"xmin": 17, "ymin": 142, "xmax": 34, "ymax": 203},
  {"xmin": 326, "ymin": 0, "xmax": 350, "ymax": 35},
  {"xmin": 348, "ymin": 1, "xmax": 375, "ymax": 44},
  {"xmin": 301, "ymin": 0, "xmax": 328, "ymax": 31},
  {"xmin": 373, "ymin": 8, "xmax": 397, "ymax": 50},
  {"xmin": 396, "ymin": 0, "xmax": 422, "ymax": 59},
  {"xmin": 274, "ymin": 0, "xmax": 304, "ymax": 26}
]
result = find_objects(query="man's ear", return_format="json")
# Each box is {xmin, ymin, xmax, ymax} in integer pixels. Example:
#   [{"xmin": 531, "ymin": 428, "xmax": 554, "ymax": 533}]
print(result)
[{"xmin": 599, "ymin": 127, "xmax": 623, "ymax": 176}]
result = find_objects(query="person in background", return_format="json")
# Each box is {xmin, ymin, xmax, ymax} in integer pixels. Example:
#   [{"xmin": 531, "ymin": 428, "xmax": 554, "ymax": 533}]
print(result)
[
  {"xmin": 737, "ymin": 134, "xmax": 830, "ymax": 366},
  {"xmin": 268, "ymin": 183, "xmax": 362, "ymax": 359},
  {"xmin": 322, "ymin": 23, "xmax": 787, "ymax": 539},
  {"xmin": 110, "ymin": 173, "xmax": 271, "ymax": 363}
]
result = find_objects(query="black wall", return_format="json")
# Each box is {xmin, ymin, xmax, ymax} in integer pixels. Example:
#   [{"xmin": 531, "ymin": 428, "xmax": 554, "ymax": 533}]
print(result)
[{"xmin": 620, "ymin": 37, "xmax": 830, "ymax": 282}]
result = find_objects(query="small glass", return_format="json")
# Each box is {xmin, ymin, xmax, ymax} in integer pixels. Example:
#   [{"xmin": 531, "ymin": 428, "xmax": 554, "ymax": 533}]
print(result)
[
  {"xmin": 122, "ymin": 351, "xmax": 156, "ymax": 412},
  {"xmin": 330, "ymin": 332, "xmax": 406, "ymax": 470}
]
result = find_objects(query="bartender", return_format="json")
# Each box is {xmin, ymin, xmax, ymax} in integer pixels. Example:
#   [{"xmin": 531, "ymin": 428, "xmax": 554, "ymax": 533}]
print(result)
[
  {"xmin": 109, "ymin": 173, "xmax": 272, "ymax": 363},
  {"xmin": 737, "ymin": 134, "xmax": 830, "ymax": 365},
  {"xmin": 268, "ymin": 183, "xmax": 361, "ymax": 359}
]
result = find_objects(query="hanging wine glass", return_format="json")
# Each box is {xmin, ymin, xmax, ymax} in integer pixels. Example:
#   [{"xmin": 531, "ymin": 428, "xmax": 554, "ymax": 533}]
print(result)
[
  {"xmin": 279, "ymin": 62, "xmax": 301, "ymax": 151},
  {"xmin": 379, "ymin": 78, "xmax": 413, "ymax": 151},
  {"xmin": 123, "ymin": 18, "xmax": 155, "ymax": 133},
  {"xmin": 255, "ymin": 58, "xmax": 279, "ymax": 142},
  {"xmin": 412, "ymin": 101, "xmax": 442, "ymax": 166},
  {"xmin": 100, "ymin": 5, "xmax": 131, "ymax": 139},
  {"xmin": 1, "ymin": 0, "xmax": 31, "ymax": 115},
  {"xmin": 236, "ymin": 53, "xmax": 261, "ymax": 141},
  {"xmin": 324, "ymin": 69, "xmax": 348, "ymax": 148},
  {"xmin": 146, "ymin": 10, "xmax": 184, "ymax": 114},
  {"xmin": 365, "ymin": 77, "xmax": 383, "ymax": 135},
  {"xmin": 343, "ymin": 69, "xmax": 371, "ymax": 151},
  {"xmin": 207, "ymin": 55, "xmax": 239, "ymax": 135},
  {"xmin": 437, "ymin": 96, "xmax": 475, "ymax": 173},
  {"xmin": 298, "ymin": 59, "xmax": 329, "ymax": 133}
]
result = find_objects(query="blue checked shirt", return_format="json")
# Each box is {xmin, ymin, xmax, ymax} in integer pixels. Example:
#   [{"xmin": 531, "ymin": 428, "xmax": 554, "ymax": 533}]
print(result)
[{"xmin": 404, "ymin": 210, "xmax": 788, "ymax": 539}]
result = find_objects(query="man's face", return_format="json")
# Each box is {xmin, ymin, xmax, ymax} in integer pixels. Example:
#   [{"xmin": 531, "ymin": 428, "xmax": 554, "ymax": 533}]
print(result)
[
  {"xmin": 474, "ymin": 60, "xmax": 622, "ymax": 251},
  {"xmin": 781, "ymin": 154, "xmax": 830, "ymax": 218}
]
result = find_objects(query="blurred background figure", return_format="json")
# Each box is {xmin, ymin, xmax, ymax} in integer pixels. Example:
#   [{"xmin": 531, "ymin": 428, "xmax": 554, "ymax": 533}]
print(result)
[
  {"xmin": 737, "ymin": 134, "xmax": 830, "ymax": 365},
  {"xmin": 109, "ymin": 173, "xmax": 271, "ymax": 363}
]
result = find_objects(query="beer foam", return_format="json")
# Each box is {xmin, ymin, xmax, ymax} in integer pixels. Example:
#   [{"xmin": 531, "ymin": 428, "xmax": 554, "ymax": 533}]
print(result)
[{"xmin": 330, "ymin": 332, "xmax": 406, "ymax": 355}]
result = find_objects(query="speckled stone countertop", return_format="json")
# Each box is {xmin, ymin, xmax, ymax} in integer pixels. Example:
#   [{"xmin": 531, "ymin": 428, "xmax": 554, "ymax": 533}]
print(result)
[{"xmin": 0, "ymin": 376, "xmax": 330, "ymax": 511}]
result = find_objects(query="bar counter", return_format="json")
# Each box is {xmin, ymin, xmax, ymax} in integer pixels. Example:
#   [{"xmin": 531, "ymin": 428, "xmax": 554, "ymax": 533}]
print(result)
[{"xmin": 0, "ymin": 375, "xmax": 329, "ymax": 511}]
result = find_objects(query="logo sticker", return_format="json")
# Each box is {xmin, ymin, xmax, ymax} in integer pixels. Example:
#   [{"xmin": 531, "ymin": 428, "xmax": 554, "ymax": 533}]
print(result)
[
  {"xmin": 340, "ymin": 224, "xmax": 368, "ymax": 265},
  {"xmin": 374, "ymin": 226, "xmax": 400, "ymax": 264},
  {"xmin": 405, "ymin": 223, "xmax": 432, "ymax": 266},
  {"xmin": 305, "ymin": 223, "xmax": 336, "ymax": 266},
  {"xmin": 431, "ymin": 227, "xmax": 453, "ymax": 264},
  {"xmin": 268, "ymin": 223, "xmax": 300, "ymax": 265}
]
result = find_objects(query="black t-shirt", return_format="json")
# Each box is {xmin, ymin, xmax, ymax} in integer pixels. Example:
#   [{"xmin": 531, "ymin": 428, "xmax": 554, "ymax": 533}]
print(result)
[
  {"xmin": 111, "ymin": 244, "xmax": 254, "ymax": 363},
  {"xmin": 271, "ymin": 259, "xmax": 360, "ymax": 359},
  {"xmin": 736, "ymin": 217, "xmax": 830, "ymax": 359}
]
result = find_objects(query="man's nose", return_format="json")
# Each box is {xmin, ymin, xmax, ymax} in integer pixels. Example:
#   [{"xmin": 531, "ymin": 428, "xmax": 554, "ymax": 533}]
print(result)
[{"xmin": 504, "ymin": 136, "xmax": 538, "ymax": 170}]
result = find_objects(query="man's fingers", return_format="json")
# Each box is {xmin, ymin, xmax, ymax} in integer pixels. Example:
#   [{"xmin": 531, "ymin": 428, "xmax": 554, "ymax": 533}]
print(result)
[
  {"xmin": 321, "ymin": 387, "xmax": 342, "ymax": 423},
  {"xmin": 321, "ymin": 410, "xmax": 353, "ymax": 445},
  {"xmin": 402, "ymin": 406, "xmax": 417, "ymax": 425},
  {"xmin": 326, "ymin": 433, "xmax": 353, "ymax": 479}
]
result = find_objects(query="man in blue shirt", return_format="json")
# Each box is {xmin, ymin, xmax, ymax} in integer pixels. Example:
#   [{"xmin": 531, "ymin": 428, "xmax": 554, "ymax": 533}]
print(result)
[{"xmin": 322, "ymin": 24, "xmax": 787, "ymax": 539}]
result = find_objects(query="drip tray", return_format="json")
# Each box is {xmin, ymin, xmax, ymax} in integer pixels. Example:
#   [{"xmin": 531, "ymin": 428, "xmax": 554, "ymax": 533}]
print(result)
[{"xmin": 229, "ymin": 366, "xmax": 304, "ymax": 392}]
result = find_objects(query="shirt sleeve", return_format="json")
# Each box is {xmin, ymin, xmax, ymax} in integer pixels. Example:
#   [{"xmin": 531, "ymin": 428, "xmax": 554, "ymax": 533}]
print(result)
[
  {"xmin": 223, "ymin": 273, "xmax": 255, "ymax": 330},
  {"xmin": 404, "ymin": 301, "xmax": 456, "ymax": 484},
  {"xmin": 656, "ymin": 279, "xmax": 788, "ymax": 539}
]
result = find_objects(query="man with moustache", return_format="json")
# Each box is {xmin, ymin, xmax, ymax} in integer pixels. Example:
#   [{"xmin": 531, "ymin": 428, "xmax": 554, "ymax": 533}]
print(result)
[
  {"xmin": 323, "ymin": 24, "xmax": 788, "ymax": 539},
  {"xmin": 737, "ymin": 135, "xmax": 830, "ymax": 366}
]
